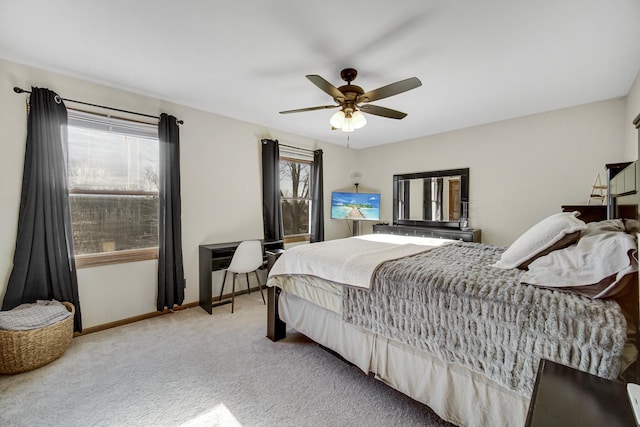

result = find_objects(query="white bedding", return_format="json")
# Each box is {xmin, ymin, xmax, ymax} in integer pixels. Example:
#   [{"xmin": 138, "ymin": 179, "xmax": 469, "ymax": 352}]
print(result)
[
  {"xmin": 279, "ymin": 291, "xmax": 528, "ymax": 427},
  {"xmin": 268, "ymin": 234, "xmax": 451, "ymax": 289},
  {"xmin": 268, "ymin": 274, "xmax": 344, "ymax": 313}
]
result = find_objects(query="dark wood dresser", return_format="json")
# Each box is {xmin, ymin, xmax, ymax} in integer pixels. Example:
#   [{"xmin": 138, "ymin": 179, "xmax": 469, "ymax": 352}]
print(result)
[
  {"xmin": 372, "ymin": 224, "xmax": 481, "ymax": 242},
  {"xmin": 560, "ymin": 205, "xmax": 607, "ymax": 223}
]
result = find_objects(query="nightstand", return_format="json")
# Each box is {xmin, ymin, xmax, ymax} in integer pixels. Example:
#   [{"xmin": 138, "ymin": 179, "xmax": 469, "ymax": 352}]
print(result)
[{"xmin": 525, "ymin": 359, "xmax": 635, "ymax": 426}]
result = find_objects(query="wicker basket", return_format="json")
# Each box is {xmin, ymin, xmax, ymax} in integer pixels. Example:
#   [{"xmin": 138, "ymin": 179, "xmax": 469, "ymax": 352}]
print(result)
[{"xmin": 0, "ymin": 301, "xmax": 74, "ymax": 374}]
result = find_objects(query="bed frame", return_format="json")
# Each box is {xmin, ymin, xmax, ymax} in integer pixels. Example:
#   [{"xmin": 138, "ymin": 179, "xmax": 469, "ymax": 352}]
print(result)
[
  {"xmin": 267, "ymin": 286, "xmax": 286, "ymax": 342},
  {"xmin": 265, "ymin": 184, "xmax": 640, "ymax": 424}
]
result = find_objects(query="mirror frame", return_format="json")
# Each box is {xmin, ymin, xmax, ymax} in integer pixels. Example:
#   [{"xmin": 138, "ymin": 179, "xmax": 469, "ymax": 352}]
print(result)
[{"xmin": 392, "ymin": 168, "xmax": 469, "ymax": 229}]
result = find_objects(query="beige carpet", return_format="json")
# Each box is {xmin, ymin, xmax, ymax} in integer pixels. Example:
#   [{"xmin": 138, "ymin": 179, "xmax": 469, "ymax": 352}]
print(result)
[{"xmin": 0, "ymin": 293, "xmax": 453, "ymax": 427}]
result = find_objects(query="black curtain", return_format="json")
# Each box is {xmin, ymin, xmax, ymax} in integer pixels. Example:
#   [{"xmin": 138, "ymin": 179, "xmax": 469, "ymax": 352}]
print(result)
[
  {"xmin": 261, "ymin": 139, "xmax": 284, "ymax": 241},
  {"xmin": 2, "ymin": 87, "xmax": 82, "ymax": 332},
  {"xmin": 310, "ymin": 149, "xmax": 324, "ymax": 243},
  {"xmin": 157, "ymin": 113, "xmax": 185, "ymax": 311}
]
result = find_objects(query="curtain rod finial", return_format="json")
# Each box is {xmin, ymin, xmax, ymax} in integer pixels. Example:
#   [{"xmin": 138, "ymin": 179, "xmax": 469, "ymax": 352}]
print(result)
[{"xmin": 13, "ymin": 87, "xmax": 25, "ymax": 94}]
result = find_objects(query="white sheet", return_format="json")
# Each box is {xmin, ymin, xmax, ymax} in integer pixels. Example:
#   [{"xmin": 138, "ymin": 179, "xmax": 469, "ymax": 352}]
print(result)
[
  {"xmin": 268, "ymin": 234, "xmax": 451, "ymax": 289},
  {"xmin": 268, "ymin": 274, "xmax": 343, "ymax": 313}
]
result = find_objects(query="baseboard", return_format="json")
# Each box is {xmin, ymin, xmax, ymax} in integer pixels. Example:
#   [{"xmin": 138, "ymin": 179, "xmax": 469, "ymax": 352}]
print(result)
[{"xmin": 75, "ymin": 285, "xmax": 264, "ymax": 336}]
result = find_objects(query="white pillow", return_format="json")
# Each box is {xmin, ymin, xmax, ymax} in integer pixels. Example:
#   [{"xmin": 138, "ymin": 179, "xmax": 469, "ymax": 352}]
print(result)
[
  {"xmin": 520, "ymin": 231, "xmax": 637, "ymax": 299},
  {"xmin": 492, "ymin": 211, "xmax": 587, "ymax": 269}
]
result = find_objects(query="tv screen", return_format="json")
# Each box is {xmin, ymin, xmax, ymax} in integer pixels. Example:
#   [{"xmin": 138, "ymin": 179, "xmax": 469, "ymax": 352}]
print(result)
[{"xmin": 331, "ymin": 192, "xmax": 380, "ymax": 221}]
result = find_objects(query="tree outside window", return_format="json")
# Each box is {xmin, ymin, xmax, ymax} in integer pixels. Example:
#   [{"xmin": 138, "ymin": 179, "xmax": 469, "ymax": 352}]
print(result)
[{"xmin": 279, "ymin": 157, "xmax": 311, "ymax": 238}]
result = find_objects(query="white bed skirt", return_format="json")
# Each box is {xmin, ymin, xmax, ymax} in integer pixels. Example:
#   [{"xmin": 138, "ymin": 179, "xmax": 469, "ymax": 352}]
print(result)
[{"xmin": 278, "ymin": 291, "xmax": 529, "ymax": 427}]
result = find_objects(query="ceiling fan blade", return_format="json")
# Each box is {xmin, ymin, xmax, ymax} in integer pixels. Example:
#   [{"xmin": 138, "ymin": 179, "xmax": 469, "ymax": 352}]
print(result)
[
  {"xmin": 358, "ymin": 77, "xmax": 422, "ymax": 103},
  {"xmin": 359, "ymin": 104, "xmax": 407, "ymax": 119},
  {"xmin": 306, "ymin": 75, "xmax": 346, "ymax": 102},
  {"xmin": 279, "ymin": 105, "xmax": 339, "ymax": 114}
]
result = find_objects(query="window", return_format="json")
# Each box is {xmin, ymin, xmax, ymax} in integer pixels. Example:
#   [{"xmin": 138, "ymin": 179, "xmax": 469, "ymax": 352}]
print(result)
[
  {"xmin": 279, "ymin": 157, "xmax": 311, "ymax": 242},
  {"xmin": 67, "ymin": 110, "xmax": 159, "ymax": 267}
]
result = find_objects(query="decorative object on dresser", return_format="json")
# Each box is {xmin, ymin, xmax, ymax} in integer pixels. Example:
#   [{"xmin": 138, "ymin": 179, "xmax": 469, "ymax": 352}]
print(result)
[
  {"xmin": 375, "ymin": 168, "xmax": 481, "ymax": 242},
  {"xmin": 561, "ymin": 162, "xmax": 634, "ymax": 223},
  {"xmin": 587, "ymin": 172, "xmax": 607, "ymax": 205}
]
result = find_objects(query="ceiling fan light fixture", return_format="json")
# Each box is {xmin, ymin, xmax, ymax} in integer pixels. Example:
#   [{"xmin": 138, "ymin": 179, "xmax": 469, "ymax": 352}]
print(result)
[
  {"xmin": 341, "ymin": 118, "xmax": 355, "ymax": 132},
  {"xmin": 330, "ymin": 110, "xmax": 345, "ymax": 128},
  {"xmin": 332, "ymin": 108, "xmax": 364, "ymax": 133},
  {"xmin": 281, "ymin": 68, "xmax": 421, "ymax": 134},
  {"xmin": 352, "ymin": 110, "xmax": 366, "ymax": 129}
]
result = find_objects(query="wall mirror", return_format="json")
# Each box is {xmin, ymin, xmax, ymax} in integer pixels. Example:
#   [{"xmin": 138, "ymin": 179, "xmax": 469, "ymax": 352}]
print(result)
[{"xmin": 393, "ymin": 168, "xmax": 469, "ymax": 229}]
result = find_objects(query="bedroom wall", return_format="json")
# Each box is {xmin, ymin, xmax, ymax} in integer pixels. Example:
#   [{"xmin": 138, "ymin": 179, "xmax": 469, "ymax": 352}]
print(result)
[
  {"xmin": 355, "ymin": 98, "xmax": 627, "ymax": 247},
  {"xmin": 0, "ymin": 59, "xmax": 356, "ymax": 328}
]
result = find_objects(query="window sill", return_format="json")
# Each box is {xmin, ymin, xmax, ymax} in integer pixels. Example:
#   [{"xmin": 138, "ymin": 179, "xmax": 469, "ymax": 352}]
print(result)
[
  {"xmin": 75, "ymin": 247, "xmax": 158, "ymax": 268},
  {"xmin": 284, "ymin": 234, "xmax": 310, "ymax": 244}
]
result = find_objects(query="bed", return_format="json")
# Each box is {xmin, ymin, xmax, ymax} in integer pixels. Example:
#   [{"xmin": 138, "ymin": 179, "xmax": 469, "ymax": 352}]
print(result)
[{"xmin": 266, "ymin": 212, "xmax": 639, "ymax": 427}]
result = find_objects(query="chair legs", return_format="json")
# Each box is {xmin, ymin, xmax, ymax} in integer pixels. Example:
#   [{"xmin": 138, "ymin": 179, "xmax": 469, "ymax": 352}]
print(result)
[
  {"xmin": 231, "ymin": 273, "xmax": 236, "ymax": 313},
  {"xmin": 254, "ymin": 270, "xmax": 265, "ymax": 304},
  {"xmin": 220, "ymin": 269, "xmax": 265, "ymax": 313},
  {"xmin": 218, "ymin": 270, "xmax": 228, "ymax": 302}
]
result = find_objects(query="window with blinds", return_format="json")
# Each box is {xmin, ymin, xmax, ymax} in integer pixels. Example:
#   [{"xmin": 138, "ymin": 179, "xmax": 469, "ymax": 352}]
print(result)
[{"xmin": 66, "ymin": 110, "xmax": 159, "ymax": 267}]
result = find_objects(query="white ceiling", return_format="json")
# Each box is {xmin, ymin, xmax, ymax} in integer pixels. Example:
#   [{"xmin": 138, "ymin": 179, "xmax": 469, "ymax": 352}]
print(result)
[{"xmin": 1, "ymin": 0, "xmax": 639, "ymax": 149}]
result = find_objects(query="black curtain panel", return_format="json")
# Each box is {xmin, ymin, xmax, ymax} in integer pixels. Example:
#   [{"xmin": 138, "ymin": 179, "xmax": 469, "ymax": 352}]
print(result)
[
  {"xmin": 2, "ymin": 87, "xmax": 82, "ymax": 332},
  {"xmin": 310, "ymin": 149, "xmax": 324, "ymax": 243},
  {"xmin": 261, "ymin": 139, "xmax": 284, "ymax": 241},
  {"xmin": 157, "ymin": 113, "xmax": 185, "ymax": 311}
]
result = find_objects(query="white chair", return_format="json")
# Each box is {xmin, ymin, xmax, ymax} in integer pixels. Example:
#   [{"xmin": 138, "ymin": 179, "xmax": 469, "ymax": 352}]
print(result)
[{"xmin": 218, "ymin": 240, "xmax": 265, "ymax": 313}]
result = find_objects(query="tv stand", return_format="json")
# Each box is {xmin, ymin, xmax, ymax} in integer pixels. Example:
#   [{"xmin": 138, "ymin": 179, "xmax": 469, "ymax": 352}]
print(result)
[{"xmin": 372, "ymin": 224, "xmax": 481, "ymax": 242}]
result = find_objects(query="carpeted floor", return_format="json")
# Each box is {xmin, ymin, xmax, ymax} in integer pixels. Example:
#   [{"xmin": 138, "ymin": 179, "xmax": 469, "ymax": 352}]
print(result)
[{"xmin": 0, "ymin": 293, "xmax": 454, "ymax": 427}]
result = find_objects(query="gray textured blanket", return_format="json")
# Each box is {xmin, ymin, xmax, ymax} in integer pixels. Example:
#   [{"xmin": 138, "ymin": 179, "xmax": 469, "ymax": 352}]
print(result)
[{"xmin": 343, "ymin": 243, "xmax": 627, "ymax": 396}]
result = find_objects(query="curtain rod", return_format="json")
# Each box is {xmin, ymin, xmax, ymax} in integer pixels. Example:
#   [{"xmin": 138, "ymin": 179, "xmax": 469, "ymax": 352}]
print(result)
[
  {"xmin": 278, "ymin": 142, "xmax": 316, "ymax": 154},
  {"xmin": 13, "ymin": 87, "xmax": 184, "ymax": 124}
]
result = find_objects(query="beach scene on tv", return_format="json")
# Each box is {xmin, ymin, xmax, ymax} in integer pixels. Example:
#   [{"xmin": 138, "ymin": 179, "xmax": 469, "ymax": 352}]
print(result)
[{"xmin": 331, "ymin": 192, "xmax": 380, "ymax": 220}]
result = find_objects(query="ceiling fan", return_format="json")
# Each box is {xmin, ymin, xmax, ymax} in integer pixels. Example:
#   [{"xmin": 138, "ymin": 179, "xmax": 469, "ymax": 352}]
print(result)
[{"xmin": 279, "ymin": 68, "xmax": 422, "ymax": 132}]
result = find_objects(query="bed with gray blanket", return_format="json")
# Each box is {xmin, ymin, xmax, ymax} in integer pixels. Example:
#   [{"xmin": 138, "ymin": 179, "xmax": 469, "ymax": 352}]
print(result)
[{"xmin": 266, "ymin": 218, "xmax": 637, "ymax": 427}]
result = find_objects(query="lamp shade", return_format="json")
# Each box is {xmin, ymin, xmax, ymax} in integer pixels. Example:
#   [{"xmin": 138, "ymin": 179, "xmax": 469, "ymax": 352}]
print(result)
[
  {"xmin": 341, "ymin": 118, "xmax": 355, "ymax": 132},
  {"xmin": 330, "ymin": 110, "xmax": 345, "ymax": 128},
  {"xmin": 329, "ymin": 108, "xmax": 366, "ymax": 132},
  {"xmin": 352, "ymin": 110, "xmax": 366, "ymax": 129}
]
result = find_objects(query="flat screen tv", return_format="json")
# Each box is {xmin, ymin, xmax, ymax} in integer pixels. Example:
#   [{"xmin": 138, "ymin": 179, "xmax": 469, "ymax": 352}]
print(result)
[{"xmin": 331, "ymin": 191, "xmax": 380, "ymax": 221}]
